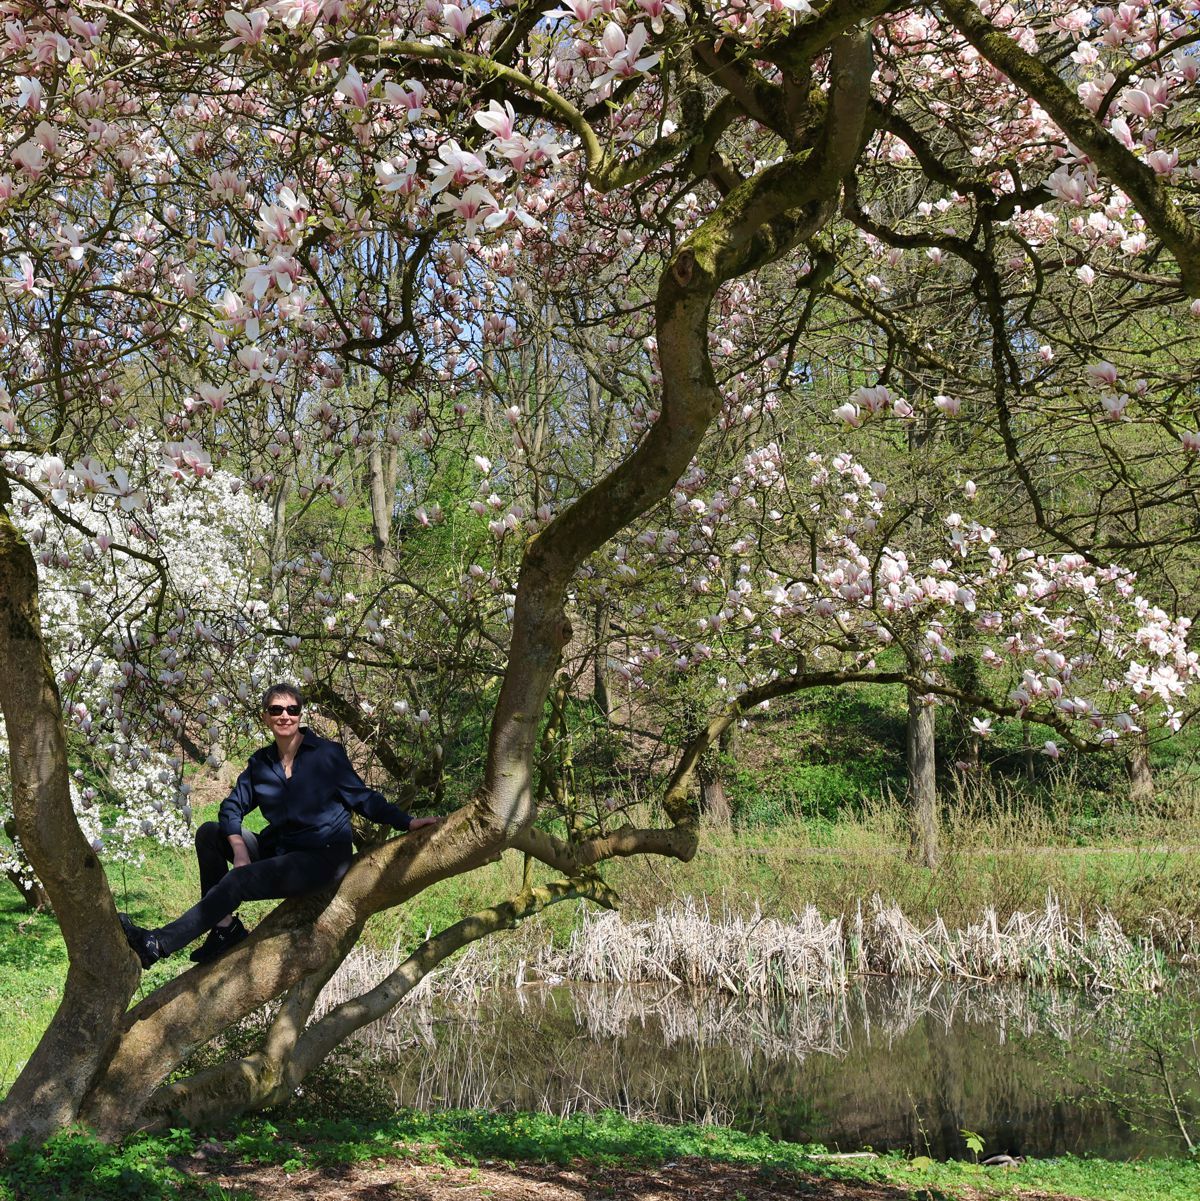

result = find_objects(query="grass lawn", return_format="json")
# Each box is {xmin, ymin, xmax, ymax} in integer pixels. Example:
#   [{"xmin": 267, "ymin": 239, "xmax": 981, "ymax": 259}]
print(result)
[{"xmin": 1, "ymin": 1111, "xmax": 1196, "ymax": 1201}]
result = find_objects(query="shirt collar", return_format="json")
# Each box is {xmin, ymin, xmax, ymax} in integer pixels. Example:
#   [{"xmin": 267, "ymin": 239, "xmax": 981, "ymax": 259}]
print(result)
[{"xmin": 268, "ymin": 726, "xmax": 319, "ymax": 762}]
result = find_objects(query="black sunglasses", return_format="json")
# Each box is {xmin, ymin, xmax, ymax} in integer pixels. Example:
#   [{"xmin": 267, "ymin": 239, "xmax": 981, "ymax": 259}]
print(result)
[{"xmin": 265, "ymin": 704, "xmax": 302, "ymax": 717}]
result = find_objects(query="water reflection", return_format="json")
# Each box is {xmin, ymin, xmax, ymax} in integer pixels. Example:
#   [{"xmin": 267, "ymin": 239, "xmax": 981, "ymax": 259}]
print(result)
[{"xmin": 349, "ymin": 977, "xmax": 1197, "ymax": 1159}]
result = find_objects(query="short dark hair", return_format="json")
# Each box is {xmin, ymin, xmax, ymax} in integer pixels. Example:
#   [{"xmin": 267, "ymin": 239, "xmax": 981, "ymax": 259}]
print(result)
[{"xmin": 261, "ymin": 682, "xmax": 303, "ymax": 711}]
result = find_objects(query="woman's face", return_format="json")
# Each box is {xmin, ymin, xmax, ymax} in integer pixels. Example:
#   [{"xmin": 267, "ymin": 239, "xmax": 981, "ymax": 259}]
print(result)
[{"xmin": 262, "ymin": 694, "xmax": 302, "ymax": 739}]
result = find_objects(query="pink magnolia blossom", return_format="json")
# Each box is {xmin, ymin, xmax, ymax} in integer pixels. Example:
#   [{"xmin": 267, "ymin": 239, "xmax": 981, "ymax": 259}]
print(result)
[
  {"xmin": 70, "ymin": 457, "xmax": 110, "ymax": 492},
  {"xmin": 33, "ymin": 120, "xmax": 57, "ymax": 155},
  {"xmin": 475, "ymin": 99, "xmax": 516, "ymax": 140},
  {"xmin": 107, "ymin": 468, "xmax": 146, "ymax": 512},
  {"xmin": 550, "ymin": 0, "xmax": 601, "ymax": 21},
  {"xmin": 382, "ymin": 78, "xmax": 427, "ymax": 121},
  {"xmin": 52, "ymin": 223, "xmax": 93, "ymax": 262},
  {"xmin": 336, "ymin": 64, "xmax": 370, "ymax": 108},
  {"xmin": 589, "ymin": 21, "xmax": 660, "ymax": 94},
  {"xmin": 11, "ymin": 138, "xmax": 46, "ymax": 175},
  {"xmin": 1107, "ymin": 117, "xmax": 1135, "ymax": 150},
  {"xmin": 30, "ymin": 29, "xmax": 69, "ymax": 62},
  {"xmin": 269, "ymin": 0, "xmax": 321, "ymax": 29},
  {"xmin": 243, "ymin": 252, "xmax": 301, "ymax": 299},
  {"xmin": 161, "ymin": 438, "xmax": 213, "ymax": 479},
  {"xmin": 13, "ymin": 75, "xmax": 42, "ymax": 112},
  {"xmin": 441, "ymin": 3, "xmax": 474, "ymax": 39},
  {"xmin": 236, "ymin": 344, "xmax": 275, "ymax": 381},
  {"xmin": 1085, "ymin": 361, "xmax": 1119, "ymax": 388},
  {"xmin": 1099, "ymin": 393, "xmax": 1129, "ymax": 421},
  {"xmin": 1146, "ymin": 148, "xmax": 1178, "ymax": 176},
  {"xmin": 1172, "ymin": 48, "xmax": 1199, "ymax": 84},
  {"xmin": 375, "ymin": 156, "xmax": 419, "ymax": 196},
  {"xmin": 1046, "ymin": 166, "xmax": 1089, "ymax": 206},
  {"xmin": 434, "ymin": 184, "xmax": 505, "ymax": 235},
  {"xmin": 218, "ymin": 288, "xmax": 261, "ymax": 341},
  {"xmin": 1120, "ymin": 80, "xmax": 1170, "ymax": 120},
  {"xmin": 195, "ymin": 383, "xmax": 229, "ymax": 413},
  {"xmin": 221, "ymin": 8, "xmax": 270, "ymax": 50},
  {"xmin": 634, "ymin": 0, "xmax": 686, "ymax": 35},
  {"xmin": 426, "ymin": 140, "xmax": 505, "ymax": 193},
  {"xmin": 852, "ymin": 384, "xmax": 894, "ymax": 414},
  {"xmin": 6, "ymin": 252, "xmax": 47, "ymax": 297}
]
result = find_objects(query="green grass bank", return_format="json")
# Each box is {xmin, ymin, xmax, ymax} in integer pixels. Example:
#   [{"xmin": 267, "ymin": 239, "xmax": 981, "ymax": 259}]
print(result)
[{"xmin": 1, "ymin": 1110, "xmax": 1195, "ymax": 1201}]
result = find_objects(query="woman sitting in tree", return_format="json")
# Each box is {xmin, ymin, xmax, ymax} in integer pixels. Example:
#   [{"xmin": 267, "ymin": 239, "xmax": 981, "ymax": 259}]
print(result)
[{"xmin": 121, "ymin": 682, "xmax": 441, "ymax": 967}]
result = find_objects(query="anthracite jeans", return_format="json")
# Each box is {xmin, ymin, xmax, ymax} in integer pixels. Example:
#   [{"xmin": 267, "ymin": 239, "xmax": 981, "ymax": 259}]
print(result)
[{"xmin": 154, "ymin": 821, "xmax": 352, "ymax": 955}]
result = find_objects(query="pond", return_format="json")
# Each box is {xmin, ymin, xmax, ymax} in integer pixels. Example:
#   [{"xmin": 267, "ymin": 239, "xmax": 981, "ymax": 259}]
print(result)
[{"xmin": 349, "ymin": 977, "xmax": 1199, "ymax": 1160}]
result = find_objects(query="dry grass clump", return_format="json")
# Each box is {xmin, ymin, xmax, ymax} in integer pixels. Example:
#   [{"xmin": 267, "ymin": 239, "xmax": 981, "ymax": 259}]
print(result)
[
  {"xmin": 851, "ymin": 895, "xmax": 1165, "ymax": 991},
  {"xmin": 551, "ymin": 893, "xmax": 1166, "ymax": 995},
  {"xmin": 551, "ymin": 897, "xmax": 849, "ymax": 994}
]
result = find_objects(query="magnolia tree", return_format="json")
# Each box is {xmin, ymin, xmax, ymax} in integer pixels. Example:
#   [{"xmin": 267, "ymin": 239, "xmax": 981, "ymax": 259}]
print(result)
[
  {"xmin": 1, "ymin": 0, "xmax": 1200, "ymax": 1145},
  {"xmin": 591, "ymin": 446, "xmax": 1197, "ymax": 789}
]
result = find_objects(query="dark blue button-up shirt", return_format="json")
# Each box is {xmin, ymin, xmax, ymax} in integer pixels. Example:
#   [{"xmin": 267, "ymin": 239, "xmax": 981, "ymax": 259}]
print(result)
[{"xmin": 218, "ymin": 728, "xmax": 411, "ymax": 853}]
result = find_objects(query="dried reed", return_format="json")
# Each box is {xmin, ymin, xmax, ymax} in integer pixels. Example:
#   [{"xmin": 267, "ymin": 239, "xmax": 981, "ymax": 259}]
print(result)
[
  {"xmin": 315, "ymin": 891, "xmax": 1169, "ymax": 1029},
  {"xmin": 550, "ymin": 893, "xmax": 1166, "ymax": 994}
]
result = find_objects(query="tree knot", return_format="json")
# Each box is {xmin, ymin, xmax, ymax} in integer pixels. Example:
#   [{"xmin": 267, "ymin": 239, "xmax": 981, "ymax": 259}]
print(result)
[{"xmin": 672, "ymin": 248, "xmax": 696, "ymax": 287}]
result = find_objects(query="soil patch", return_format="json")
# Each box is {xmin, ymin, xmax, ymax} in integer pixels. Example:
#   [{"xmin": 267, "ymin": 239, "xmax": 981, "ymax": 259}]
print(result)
[{"xmin": 180, "ymin": 1152, "xmax": 1085, "ymax": 1200}]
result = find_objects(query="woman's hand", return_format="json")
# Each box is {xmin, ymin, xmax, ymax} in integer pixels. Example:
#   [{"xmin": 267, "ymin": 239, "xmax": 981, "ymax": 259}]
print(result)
[
  {"xmin": 229, "ymin": 834, "xmax": 252, "ymax": 868},
  {"xmin": 407, "ymin": 815, "xmax": 443, "ymax": 831}
]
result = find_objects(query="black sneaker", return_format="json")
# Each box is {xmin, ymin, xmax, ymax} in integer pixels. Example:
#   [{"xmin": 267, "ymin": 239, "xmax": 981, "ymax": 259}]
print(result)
[
  {"xmin": 189, "ymin": 917, "xmax": 248, "ymax": 964},
  {"xmin": 119, "ymin": 913, "xmax": 163, "ymax": 969}
]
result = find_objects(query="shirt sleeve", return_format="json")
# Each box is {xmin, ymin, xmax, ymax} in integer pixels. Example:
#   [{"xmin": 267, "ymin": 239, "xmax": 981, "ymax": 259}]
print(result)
[
  {"xmin": 330, "ymin": 742, "xmax": 412, "ymax": 831},
  {"xmin": 218, "ymin": 763, "xmax": 259, "ymax": 838}
]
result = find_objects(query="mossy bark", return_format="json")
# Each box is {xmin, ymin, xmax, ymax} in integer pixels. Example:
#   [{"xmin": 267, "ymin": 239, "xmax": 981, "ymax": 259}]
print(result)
[{"xmin": 0, "ymin": 479, "xmax": 140, "ymax": 1144}]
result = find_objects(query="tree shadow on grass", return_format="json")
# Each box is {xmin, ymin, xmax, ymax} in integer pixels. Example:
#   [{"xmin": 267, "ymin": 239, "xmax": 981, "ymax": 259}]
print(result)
[{"xmin": 0, "ymin": 1116, "xmax": 940, "ymax": 1201}]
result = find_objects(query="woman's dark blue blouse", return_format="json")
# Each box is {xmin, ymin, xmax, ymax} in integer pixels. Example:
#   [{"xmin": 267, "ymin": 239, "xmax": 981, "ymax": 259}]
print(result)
[{"xmin": 218, "ymin": 728, "xmax": 411, "ymax": 853}]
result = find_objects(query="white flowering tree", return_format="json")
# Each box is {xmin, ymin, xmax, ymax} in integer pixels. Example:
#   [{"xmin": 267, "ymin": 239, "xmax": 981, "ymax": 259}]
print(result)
[
  {"xmin": 1, "ymin": 0, "xmax": 1199, "ymax": 1145},
  {"xmin": 0, "ymin": 451, "xmax": 279, "ymax": 907}
]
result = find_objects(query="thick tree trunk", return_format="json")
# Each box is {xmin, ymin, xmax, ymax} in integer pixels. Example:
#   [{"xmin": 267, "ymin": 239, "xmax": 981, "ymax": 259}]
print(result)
[
  {"xmin": 0, "ymin": 478, "xmax": 139, "ymax": 1145},
  {"xmin": 592, "ymin": 604, "xmax": 610, "ymax": 718},
  {"xmin": 698, "ymin": 760, "xmax": 732, "ymax": 827},
  {"xmin": 73, "ymin": 818, "xmax": 507, "ymax": 1138},
  {"xmin": 366, "ymin": 440, "xmax": 398, "ymax": 566},
  {"xmin": 1128, "ymin": 734, "xmax": 1154, "ymax": 806},
  {"xmin": 907, "ymin": 689, "xmax": 938, "ymax": 870}
]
